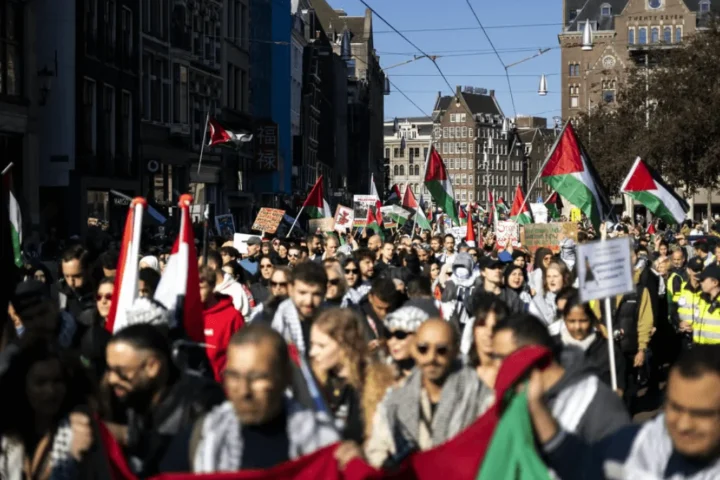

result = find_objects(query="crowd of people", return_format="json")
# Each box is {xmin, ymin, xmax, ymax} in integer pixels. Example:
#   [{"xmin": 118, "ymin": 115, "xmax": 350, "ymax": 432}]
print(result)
[{"xmin": 2, "ymin": 212, "xmax": 720, "ymax": 479}]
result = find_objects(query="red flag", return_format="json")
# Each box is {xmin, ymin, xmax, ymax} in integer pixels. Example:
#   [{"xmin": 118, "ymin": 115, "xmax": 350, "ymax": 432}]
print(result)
[
  {"xmin": 466, "ymin": 211, "xmax": 476, "ymax": 247},
  {"xmin": 106, "ymin": 198, "xmax": 147, "ymax": 333},
  {"xmin": 207, "ymin": 117, "xmax": 253, "ymax": 147},
  {"xmin": 153, "ymin": 194, "xmax": 204, "ymax": 342},
  {"xmin": 96, "ymin": 418, "xmax": 136, "ymax": 480}
]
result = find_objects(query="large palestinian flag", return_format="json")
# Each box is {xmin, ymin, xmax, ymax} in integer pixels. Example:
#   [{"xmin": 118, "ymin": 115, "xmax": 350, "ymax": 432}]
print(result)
[
  {"xmin": 424, "ymin": 145, "xmax": 459, "ymax": 224},
  {"xmin": 509, "ymin": 185, "xmax": 533, "ymax": 225},
  {"xmin": 620, "ymin": 157, "xmax": 689, "ymax": 225},
  {"xmin": 540, "ymin": 122, "xmax": 614, "ymax": 229},
  {"xmin": 403, "ymin": 184, "xmax": 432, "ymax": 231}
]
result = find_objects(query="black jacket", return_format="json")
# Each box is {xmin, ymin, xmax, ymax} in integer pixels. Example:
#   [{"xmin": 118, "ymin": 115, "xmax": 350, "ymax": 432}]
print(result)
[{"xmin": 554, "ymin": 334, "xmax": 627, "ymax": 391}]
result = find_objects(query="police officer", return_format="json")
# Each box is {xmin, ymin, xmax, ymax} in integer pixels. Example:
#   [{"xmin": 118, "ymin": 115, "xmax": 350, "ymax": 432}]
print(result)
[
  {"xmin": 679, "ymin": 263, "xmax": 720, "ymax": 346},
  {"xmin": 676, "ymin": 257, "xmax": 704, "ymax": 351}
]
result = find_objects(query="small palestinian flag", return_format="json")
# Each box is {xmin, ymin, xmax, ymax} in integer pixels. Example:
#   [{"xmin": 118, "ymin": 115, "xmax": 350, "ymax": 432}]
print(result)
[
  {"xmin": 620, "ymin": 157, "xmax": 689, "ymax": 225},
  {"xmin": 365, "ymin": 206, "xmax": 384, "ymax": 240},
  {"xmin": 509, "ymin": 185, "xmax": 533, "ymax": 225},
  {"xmin": 207, "ymin": 117, "xmax": 253, "ymax": 147},
  {"xmin": 496, "ymin": 197, "xmax": 510, "ymax": 215},
  {"xmin": 386, "ymin": 184, "xmax": 402, "ymax": 205},
  {"xmin": 424, "ymin": 145, "xmax": 459, "ymax": 225},
  {"xmin": 545, "ymin": 192, "xmax": 563, "ymax": 220},
  {"xmin": 302, "ymin": 176, "xmax": 332, "ymax": 219}
]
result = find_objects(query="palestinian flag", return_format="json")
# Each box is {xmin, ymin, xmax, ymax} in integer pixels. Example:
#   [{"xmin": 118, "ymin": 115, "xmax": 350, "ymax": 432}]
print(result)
[
  {"xmin": 302, "ymin": 176, "xmax": 332, "ymax": 219},
  {"xmin": 545, "ymin": 192, "xmax": 563, "ymax": 220},
  {"xmin": 496, "ymin": 197, "xmax": 510, "ymax": 215},
  {"xmin": 620, "ymin": 157, "xmax": 689, "ymax": 225},
  {"xmin": 386, "ymin": 184, "xmax": 402, "ymax": 205},
  {"xmin": 365, "ymin": 206, "xmax": 384, "ymax": 240},
  {"xmin": 2, "ymin": 172, "xmax": 22, "ymax": 267},
  {"xmin": 540, "ymin": 122, "xmax": 614, "ymax": 230},
  {"xmin": 466, "ymin": 212, "xmax": 477, "ymax": 247},
  {"xmin": 403, "ymin": 184, "xmax": 432, "ymax": 231},
  {"xmin": 458, "ymin": 203, "xmax": 468, "ymax": 225},
  {"xmin": 207, "ymin": 117, "xmax": 253, "ymax": 147},
  {"xmin": 424, "ymin": 145, "xmax": 459, "ymax": 225},
  {"xmin": 510, "ymin": 185, "xmax": 533, "ymax": 225},
  {"xmin": 370, "ymin": 174, "xmax": 383, "ymax": 227}
]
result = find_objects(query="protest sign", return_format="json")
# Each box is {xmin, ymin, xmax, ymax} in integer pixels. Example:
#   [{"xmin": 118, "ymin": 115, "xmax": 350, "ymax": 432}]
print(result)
[
  {"xmin": 577, "ymin": 237, "xmax": 634, "ymax": 303},
  {"xmin": 233, "ymin": 233, "xmax": 255, "ymax": 255},
  {"xmin": 521, "ymin": 223, "xmax": 578, "ymax": 254},
  {"xmin": 529, "ymin": 203, "xmax": 548, "ymax": 224},
  {"xmin": 251, "ymin": 208, "xmax": 285, "ymax": 234},
  {"xmin": 309, "ymin": 217, "xmax": 335, "ymax": 233},
  {"xmin": 496, "ymin": 221, "xmax": 520, "ymax": 248},
  {"xmin": 214, "ymin": 214, "xmax": 235, "ymax": 238},
  {"xmin": 333, "ymin": 205, "xmax": 354, "ymax": 232},
  {"xmin": 448, "ymin": 226, "xmax": 467, "ymax": 241},
  {"xmin": 353, "ymin": 195, "xmax": 376, "ymax": 227}
]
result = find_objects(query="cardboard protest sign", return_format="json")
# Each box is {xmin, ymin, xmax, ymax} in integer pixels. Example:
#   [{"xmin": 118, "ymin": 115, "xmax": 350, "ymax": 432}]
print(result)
[
  {"xmin": 353, "ymin": 195, "xmax": 377, "ymax": 227},
  {"xmin": 577, "ymin": 237, "xmax": 634, "ymax": 303},
  {"xmin": 333, "ymin": 205, "xmax": 354, "ymax": 232},
  {"xmin": 496, "ymin": 221, "xmax": 520, "ymax": 248},
  {"xmin": 251, "ymin": 208, "xmax": 285, "ymax": 234},
  {"xmin": 309, "ymin": 217, "xmax": 336, "ymax": 233},
  {"xmin": 215, "ymin": 214, "xmax": 236, "ymax": 238},
  {"xmin": 448, "ymin": 226, "xmax": 467, "ymax": 241},
  {"xmin": 521, "ymin": 222, "xmax": 578, "ymax": 254}
]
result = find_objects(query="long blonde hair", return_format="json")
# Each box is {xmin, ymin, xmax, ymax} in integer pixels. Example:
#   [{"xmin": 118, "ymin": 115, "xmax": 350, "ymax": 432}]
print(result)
[{"xmin": 312, "ymin": 308, "xmax": 368, "ymax": 390}]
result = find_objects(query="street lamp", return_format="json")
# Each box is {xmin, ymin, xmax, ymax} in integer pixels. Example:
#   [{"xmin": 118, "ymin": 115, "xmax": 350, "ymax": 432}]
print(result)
[
  {"xmin": 582, "ymin": 20, "xmax": 594, "ymax": 50},
  {"xmin": 538, "ymin": 73, "xmax": 548, "ymax": 96}
]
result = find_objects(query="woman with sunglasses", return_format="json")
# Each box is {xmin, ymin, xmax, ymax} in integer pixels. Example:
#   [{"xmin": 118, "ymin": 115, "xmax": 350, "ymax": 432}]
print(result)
[
  {"xmin": 78, "ymin": 277, "xmax": 115, "ymax": 380},
  {"xmin": 384, "ymin": 302, "xmax": 435, "ymax": 383},
  {"xmin": 324, "ymin": 263, "xmax": 349, "ymax": 306},
  {"xmin": 249, "ymin": 254, "xmax": 275, "ymax": 305}
]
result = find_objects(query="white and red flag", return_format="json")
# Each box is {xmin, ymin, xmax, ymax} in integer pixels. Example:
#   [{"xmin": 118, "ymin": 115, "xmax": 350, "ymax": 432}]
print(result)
[
  {"xmin": 153, "ymin": 194, "xmax": 204, "ymax": 342},
  {"xmin": 106, "ymin": 198, "xmax": 147, "ymax": 333}
]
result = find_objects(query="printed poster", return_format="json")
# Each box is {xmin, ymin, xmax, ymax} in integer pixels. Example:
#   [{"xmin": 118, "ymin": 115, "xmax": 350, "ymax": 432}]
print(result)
[
  {"xmin": 353, "ymin": 195, "xmax": 377, "ymax": 227},
  {"xmin": 334, "ymin": 205, "xmax": 354, "ymax": 233},
  {"xmin": 215, "ymin": 214, "xmax": 236, "ymax": 238}
]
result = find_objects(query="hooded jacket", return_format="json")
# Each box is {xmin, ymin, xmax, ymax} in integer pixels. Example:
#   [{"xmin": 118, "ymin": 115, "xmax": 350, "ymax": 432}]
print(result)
[
  {"xmin": 202, "ymin": 294, "xmax": 245, "ymax": 381},
  {"xmin": 214, "ymin": 275, "xmax": 251, "ymax": 317}
]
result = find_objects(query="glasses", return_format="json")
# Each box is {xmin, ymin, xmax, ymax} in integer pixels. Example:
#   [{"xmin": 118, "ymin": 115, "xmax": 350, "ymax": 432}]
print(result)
[
  {"xmin": 327, "ymin": 278, "xmax": 341, "ymax": 286},
  {"xmin": 345, "ymin": 268, "xmax": 358, "ymax": 274},
  {"xmin": 388, "ymin": 330, "xmax": 412, "ymax": 340},
  {"xmin": 271, "ymin": 281, "xmax": 288, "ymax": 288},
  {"xmin": 416, "ymin": 343, "xmax": 450, "ymax": 357},
  {"xmin": 288, "ymin": 253, "xmax": 299, "ymax": 258},
  {"xmin": 96, "ymin": 293, "xmax": 112, "ymax": 301}
]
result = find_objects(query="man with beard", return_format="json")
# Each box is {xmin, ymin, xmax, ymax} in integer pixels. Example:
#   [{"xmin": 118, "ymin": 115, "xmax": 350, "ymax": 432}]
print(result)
[
  {"xmin": 58, "ymin": 245, "xmax": 96, "ymax": 344},
  {"xmin": 104, "ymin": 324, "xmax": 224, "ymax": 478},
  {"xmin": 306, "ymin": 234, "xmax": 325, "ymax": 263},
  {"xmin": 365, "ymin": 319, "xmax": 493, "ymax": 467}
]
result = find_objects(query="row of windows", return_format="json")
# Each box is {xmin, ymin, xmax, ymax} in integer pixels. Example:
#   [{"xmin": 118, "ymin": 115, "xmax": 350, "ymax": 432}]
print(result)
[
  {"xmin": 628, "ymin": 26, "xmax": 682, "ymax": 45},
  {"xmin": 386, "ymin": 146, "xmax": 426, "ymax": 160},
  {"xmin": 441, "ymin": 142, "xmax": 510, "ymax": 156},
  {"xmin": 440, "ymin": 126, "xmax": 505, "ymax": 140},
  {"xmin": 449, "ymin": 113, "xmax": 467, "ymax": 123},
  {"xmin": 454, "ymin": 189, "xmax": 519, "ymax": 203},
  {"xmin": 81, "ymin": 77, "xmax": 133, "ymax": 159},
  {"xmin": 393, "ymin": 164, "xmax": 422, "ymax": 177}
]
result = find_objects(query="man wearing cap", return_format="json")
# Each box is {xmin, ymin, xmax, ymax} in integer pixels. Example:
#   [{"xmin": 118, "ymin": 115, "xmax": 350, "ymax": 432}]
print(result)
[
  {"xmin": 239, "ymin": 236, "xmax": 262, "ymax": 277},
  {"xmin": 675, "ymin": 257, "xmax": 704, "ymax": 351},
  {"xmin": 472, "ymin": 257, "xmax": 524, "ymax": 314},
  {"xmin": 679, "ymin": 263, "xmax": 720, "ymax": 345}
]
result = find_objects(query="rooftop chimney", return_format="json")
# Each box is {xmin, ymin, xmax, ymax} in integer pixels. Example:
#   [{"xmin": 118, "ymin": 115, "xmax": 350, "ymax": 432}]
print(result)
[
  {"xmin": 334, "ymin": 9, "xmax": 347, "ymax": 16},
  {"xmin": 489, "ymin": 89, "xmax": 495, "ymax": 97}
]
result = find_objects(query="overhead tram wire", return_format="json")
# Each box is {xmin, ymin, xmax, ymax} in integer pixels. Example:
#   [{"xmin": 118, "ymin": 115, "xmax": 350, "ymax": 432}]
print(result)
[
  {"xmin": 374, "ymin": 22, "xmax": 562, "ymax": 34},
  {"xmin": 357, "ymin": 0, "xmax": 455, "ymax": 95}
]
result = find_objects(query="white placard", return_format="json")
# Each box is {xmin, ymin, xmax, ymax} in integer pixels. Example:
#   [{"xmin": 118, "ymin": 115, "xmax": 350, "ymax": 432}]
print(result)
[
  {"xmin": 496, "ymin": 221, "xmax": 520, "ymax": 248},
  {"xmin": 334, "ymin": 205, "xmax": 354, "ymax": 232},
  {"xmin": 448, "ymin": 226, "xmax": 467, "ymax": 241},
  {"xmin": 530, "ymin": 203, "xmax": 548, "ymax": 224},
  {"xmin": 576, "ymin": 237, "xmax": 634, "ymax": 303},
  {"xmin": 233, "ymin": 233, "xmax": 255, "ymax": 255}
]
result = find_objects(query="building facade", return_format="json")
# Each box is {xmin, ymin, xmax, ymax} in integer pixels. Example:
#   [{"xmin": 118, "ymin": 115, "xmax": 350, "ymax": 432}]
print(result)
[
  {"xmin": 432, "ymin": 87, "xmax": 542, "ymax": 210},
  {"xmin": 560, "ymin": 0, "xmax": 719, "ymax": 218},
  {"xmin": 383, "ymin": 117, "xmax": 432, "ymax": 197},
  {"xmin": 36, "ymin": 0, "xmax": 141, "ymax": 237}
]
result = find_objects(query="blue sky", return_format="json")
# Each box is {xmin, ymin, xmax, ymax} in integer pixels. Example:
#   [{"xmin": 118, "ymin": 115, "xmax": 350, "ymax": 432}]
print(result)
[{"xmin": 333, "ymin": 0, "xmax": 562, "ymax": 122}]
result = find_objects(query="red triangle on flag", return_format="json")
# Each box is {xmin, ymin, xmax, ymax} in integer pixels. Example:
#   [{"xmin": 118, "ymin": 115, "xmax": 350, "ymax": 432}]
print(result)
[
  {"xmin": 403, "ymin": 184, "xmax": 419, "ymax": 209},
  {"xmin": 424, "ymin": 146, "xmax": 449, "ymax": 181},
  {"xmin": 466, "ymin": 212, "xmax": 476, "ymax": 245},
  {"xmin": 208, "ymin": 117, "xmax": 233, "ymax": 146},
  {"xmin": 510, "ymin": 184, "xmax": 531, "ymax": 216},
  {"xmin": 541, "ymin": 123, "xmax": 585, "ymax": 177},
  {"xmin": 623, "ymin": 158, "xmax": 657, "ymax": 192}
]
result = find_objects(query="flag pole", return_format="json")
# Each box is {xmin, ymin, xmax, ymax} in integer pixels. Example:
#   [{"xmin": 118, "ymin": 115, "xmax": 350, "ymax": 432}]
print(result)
[
  {"xmin": 197, "ymin": 112, "xmax": 210, "ymax": 175},
  {"xmin": 516, "ymin": 120, "xmax": 570, "ymax": 218},
  {"xmin": 286, "ymin": 206, "xmax": 305, "ymax": 238},
  {"xmin": 1, "ymin": 162, "xmax": 13, "ymax": 176},
  {"xmin": 202, "ymin": 204, "xmax": 210, "ymax": 267}
]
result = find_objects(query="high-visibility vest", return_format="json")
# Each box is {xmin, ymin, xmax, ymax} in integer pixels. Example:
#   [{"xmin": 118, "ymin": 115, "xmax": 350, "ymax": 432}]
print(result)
[
  {"xmin": 667, "ymin": 272, "xmax": 685, "ymax": 303},
  {"xmin": 677, "ymin": 284, "xmax": 720, "ymax": 345}
]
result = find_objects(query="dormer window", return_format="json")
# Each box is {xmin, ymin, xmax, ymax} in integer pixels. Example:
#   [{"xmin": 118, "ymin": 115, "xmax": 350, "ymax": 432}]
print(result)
[
  {"xmin": 700, "ymin": 0, "xmax": 710, "ymax": 14},
  {"xmin": 600, "ymin": 3, "xmax": 611, "ymax": 16}
]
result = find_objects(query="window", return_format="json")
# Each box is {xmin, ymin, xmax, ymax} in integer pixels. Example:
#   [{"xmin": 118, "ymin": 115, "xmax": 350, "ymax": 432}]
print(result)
[
  {"xmin": 663, "ymin": 27, "xmax": 671, "ymax": 44},
  {"xmin": 385, "ymin": 148, "xmax": 390, "ymax": 159},
  {"xmin": 461, "ymin": 158, "xmax": 467, "ymax": 169},
  {"xmin": 414, "ymin": 165, "xmax": 420, "ymax": 176},
  {"xmin": 651, "ymin": 27, "xmax": 659, "ymax": 44},
  {"xmin": 468, "ymin": 175, "xmax": 473, "ymax": 185},
  {"xmin": 105, "ymin": 0, "xmax": 116, "ymax": 51},
  {"xmin": 174, "ymin": 64, "xmax": 188, "ymax": 123},
  {"xmin": 700, "ymin": 0, "xmax": 710, "ymax": 14},
  {"xmin": 120, "ymin": 91, "xmax": 131, "ymax": 160},
  {"xmin": 569, "ymin": 9, "xmax": 578, "ymax": 21},
  {"xmin": 0, "ymin": 0, "xmax": 22, "ymax": 96},
  {"xmin": 103, "ymin": 85, "xmax": 115, "ymax": 156},
  {"xmin": 394, "ymin": 147, "xmax": 400, "ymax": 158},
  {"xmin": 424, "ymin": 147, "xmax": 429, "ymax": 159},
  {"xmin": 82, "ymin": 78, "xmax": 97, "ymax": 154},
  {"xmin": 569, "ymin": 63, "xmax": 580, "ymax": 77},
  {"xmin": 460, "ymin": 113, "xmax": 466, "ymax": 122},
  {"xmin": 461, "ymin": 126, "xmax": 467, "ymax": 138},
  {"xmin": 448, "ymin": 158, "xmax": 454, "ymax": 169},
  {"xmin": 393, "ymin": 165, "xmax": 398, "ymax": 176},
  {"xmin": 600, "ymin": 3, "xmax": 611, "ymax": 16},
  {"xmin": 461, "ymin": 174, "xmax": 466, "ymax": 186},
  {"xmin": 639, "ymin": 27, "xmax": 647, "ymax": 45},
  {"xmin": 570, "ymin": 85, "xmax": 579, "ymax": 109},
  {"xmin": 399, "ymin": 165, "xmax": 404, "ymax": 176},
  {"xmin": 675, "ymin": 27, "xmax": 682, "ymax": 43},
  {"xmin": 603, "ymin": 90, "xmax": 615, "ymax": 103},
  {"xmin": 121, "ymin": 7, "xmax": 133, "ymax": 60},
  {"xmin": 628, "ymin": 28, "xmax": 635, "ymax": 45},
  {"xmin": 448, "ymin": 127, "xmax": 454, "ymax": 138},
  {"xmin": 85, "ymin": 0, "xmax": 98, "ymax": 53}
]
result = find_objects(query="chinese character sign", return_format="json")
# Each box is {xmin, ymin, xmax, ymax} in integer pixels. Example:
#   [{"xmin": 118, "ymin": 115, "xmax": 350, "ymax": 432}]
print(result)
[{"xmin": 254, "ymin": 121, "xmax": 278, "ymax": 171}]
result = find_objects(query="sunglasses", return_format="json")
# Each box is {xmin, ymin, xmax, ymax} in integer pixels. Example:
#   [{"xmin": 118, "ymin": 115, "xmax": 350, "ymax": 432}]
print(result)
[
  {"xmin": 327, "ymin": 278, "xmax": 341, "ymax": 286},
  {"xmin": 260, "ymin": 264, "xmax": 274, "ymax": 268},
  {"xmin": 416, "ymin": 343, "xmax": 450, "ymax": 357},
  {"xmin": 345, "ymin": 268, "xmax": 358, "ymax": 274},
  {"xmin": 271, "ymin": 281, "xmax": 288, "ymax": 288},
  {"xmin": 288, "ymin": 253, "xmax": 299, "ymax": 258},
  {"xmin": 96, "ymin": 293, "xmax": 112, "ymax": 301},
  {"xmin": 388, "ymin": 330, "xmax": 412, "ymax": 340}
]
